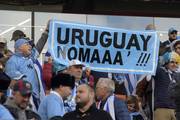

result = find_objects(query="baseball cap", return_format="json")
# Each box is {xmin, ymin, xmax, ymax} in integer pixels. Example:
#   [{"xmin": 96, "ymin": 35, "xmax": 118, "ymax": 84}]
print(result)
[
  {"xmin": 14, "ymin": 38, "xmax": 30, "ymax": 49},
  {"xmin": 69, "ymin": 59, "xmax": 85, "ymax": 67},
  {"xmin": 13, "ymin": 80, "xmax": 32, "ymax": 96},
  {"xmin": 0, "ymin": 37, "xmax": 7, "ymax": 43},
  {"xmin": 168, "ymin": 27, "xmax": 178, "ymax": 35},
  {"xmin": 11, "ymin": 30, "xmax": 26, "ymax": 41}
]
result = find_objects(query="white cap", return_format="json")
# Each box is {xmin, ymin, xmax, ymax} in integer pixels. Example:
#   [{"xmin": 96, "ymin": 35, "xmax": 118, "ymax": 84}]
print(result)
[
  {"xmin": 0, "ymin": 37, "xmax": 7, "ymax": 43},
  {"xmin": 69, "ymin": 59, "xmax": 85, "ymax": 67}
]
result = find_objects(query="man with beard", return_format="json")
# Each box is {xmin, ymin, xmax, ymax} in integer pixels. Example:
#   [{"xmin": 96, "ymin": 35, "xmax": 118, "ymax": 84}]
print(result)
[
  {"xmin": 4, "ymin": 80, "xmax": 40, "ymax": 120},
  {"xmin": 63, "ymin": 84, "xmax": 113, "ymax": 120}
]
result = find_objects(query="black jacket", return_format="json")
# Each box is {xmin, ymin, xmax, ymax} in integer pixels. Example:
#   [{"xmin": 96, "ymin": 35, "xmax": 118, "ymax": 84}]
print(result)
[{"xmin": 63, "ymin": 104, "xmax": 113, "ymax": 120}]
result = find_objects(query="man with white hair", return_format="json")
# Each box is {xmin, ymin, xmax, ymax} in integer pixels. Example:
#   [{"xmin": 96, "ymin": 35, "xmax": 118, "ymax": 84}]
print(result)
[{"xmin": 96, "ymin": 78, "xmax": 130, "ymax": 120}]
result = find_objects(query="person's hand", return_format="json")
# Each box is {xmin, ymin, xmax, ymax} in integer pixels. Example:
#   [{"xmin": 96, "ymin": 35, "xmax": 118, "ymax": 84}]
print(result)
[{"xmin": 45, "ymin": 20, "xmax": 51, "ymax": 32}]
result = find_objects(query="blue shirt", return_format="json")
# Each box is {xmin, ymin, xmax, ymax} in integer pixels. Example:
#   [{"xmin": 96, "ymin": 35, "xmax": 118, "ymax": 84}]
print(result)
[
  {"xmin": 0, "ymin": 104, "xmax": 14, "ymax": 120},
  {"xmin": 5, "ymin": 48, "xmax": 40, "ymax": 98},
  {"xmin": 38, "ymin": 91, "xmax": 65, "ymax": 120}
]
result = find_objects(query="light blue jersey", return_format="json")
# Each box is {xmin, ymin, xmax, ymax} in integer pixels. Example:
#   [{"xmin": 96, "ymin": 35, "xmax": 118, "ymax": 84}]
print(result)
[
  {"xmin": 0, "ymin": 105, "xmax": 14, "ymax": 120},
  {"xmin": 38, "ymin": 91, "xmax": 65, "ymax": 120},
  {"xmin": 5, "ymin": 48, "xmax": 41, "ymax": 98}
]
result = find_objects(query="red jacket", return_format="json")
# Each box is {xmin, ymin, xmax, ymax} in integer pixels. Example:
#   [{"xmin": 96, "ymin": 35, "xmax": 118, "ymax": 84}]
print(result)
[{"xmin": 42, "ymin": 62, "xmax": 52, "ymax": 90}]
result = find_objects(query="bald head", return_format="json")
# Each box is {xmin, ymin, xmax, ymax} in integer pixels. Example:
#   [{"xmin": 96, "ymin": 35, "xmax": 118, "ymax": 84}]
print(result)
[{"xmin": 75, "ymin": 84, "xmax": 94, "ymax": 109}]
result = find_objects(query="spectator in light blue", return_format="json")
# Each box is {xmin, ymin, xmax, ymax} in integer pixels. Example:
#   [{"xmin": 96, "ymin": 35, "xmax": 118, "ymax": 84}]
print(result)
[
  {"xmin": 0, "ymin": 72, "xmax": 14, "ymax": 120},
  {"xmin": 38, "ymin": 73, "xmax": 75, "ymax": 120},
  {"xmin": 5, "ymin": 21, "xmax": 49, "ymax": 110}
]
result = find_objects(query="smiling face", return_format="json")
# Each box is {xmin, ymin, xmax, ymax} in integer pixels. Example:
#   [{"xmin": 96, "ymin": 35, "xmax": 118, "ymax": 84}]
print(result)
[
  {"xmin": 13, "ymin": 91, "xmax": 31, "ymax": 109},
  {"xmin": 19, "ymin": 43, "xmax": 32, "ymax": 56}
]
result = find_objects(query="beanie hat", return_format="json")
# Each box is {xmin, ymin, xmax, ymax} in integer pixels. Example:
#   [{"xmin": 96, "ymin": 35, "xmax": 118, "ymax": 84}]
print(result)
[
  {"xmin": 44, "ymin": 51, "xmax": 51, "ymax": 62},
  {"xmin": 51, "ymin": 73, "xmax": 75, "ymax": 89},
  {"xmin": 168, "ymin": 27, "xmax": 178, "ymax": 35},
  {"xmin": 162, "ymin": 52, "xmax": 178, "ymax": 66}
]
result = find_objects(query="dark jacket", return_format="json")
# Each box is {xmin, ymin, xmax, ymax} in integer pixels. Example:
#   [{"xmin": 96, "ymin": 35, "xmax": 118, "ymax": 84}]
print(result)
[
  {"xmin": 4, "ymin": 97, "xmax": 41, "ymax": 120},
  {"xmin": 174, "ymin": 72, "xmax": 180, "ymax": 120},
  {"xmin": 154, "ymin": 66, "xmax": 176, "ymax": 109},
  {"xmin": 99, "ymin": 96, "xmax": 130, "ymax": 120},
  {"xmin": 63, "ymin": 104, "xmax": 113, "ymax": 120}
]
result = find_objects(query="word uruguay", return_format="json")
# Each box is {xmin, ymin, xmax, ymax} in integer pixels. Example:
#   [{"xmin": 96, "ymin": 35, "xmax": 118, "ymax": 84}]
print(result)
[{"xmin": 56, "ymin": 27, "xmax": 152, "ymax": 65}]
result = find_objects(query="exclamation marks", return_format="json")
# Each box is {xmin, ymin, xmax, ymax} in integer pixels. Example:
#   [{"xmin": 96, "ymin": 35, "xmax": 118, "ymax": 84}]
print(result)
[
  {"xmin": 145, "ymin": 54, "xmax": 151, "ymax": 66},
  {"xmin": 136, "ymin": 53, "xmax": 143, "ymax": 66},
  {"xmin": 136, "ymin": 53, "xmax": 151, "ymax": 66}
]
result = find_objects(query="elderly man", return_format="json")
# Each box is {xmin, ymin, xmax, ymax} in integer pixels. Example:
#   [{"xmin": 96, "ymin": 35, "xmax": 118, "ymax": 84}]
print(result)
[
  {"xmin": 5, "ymin": 21, "xmax": 49, "ymax": 110},
  {"xmin": 4, "ymin": 80, "xmax": 40, "ymax": 120},
  {"xmin": 154, "ymin": 52, "xmax": 180, "ymax": 120},
  {"xmin": 63, "ymin": 84, "xmax": 113, "ymax": 120},
  {"xmin": 96, "ymin": 78, "xmax": 130, "ymax": 120},
  {"xmin": 38, "ymin": 73, "xmax": 75, "ymax": 120}
]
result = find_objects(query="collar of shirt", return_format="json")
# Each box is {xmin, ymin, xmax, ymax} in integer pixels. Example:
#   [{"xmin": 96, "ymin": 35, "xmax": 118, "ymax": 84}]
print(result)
[
  {"xmin": 50, "ymin": 91, "xmax": 63, "ymax": 101},
  {"xmin": 76, "ymin": 103, "xmax": 97, "ymax": 118}
]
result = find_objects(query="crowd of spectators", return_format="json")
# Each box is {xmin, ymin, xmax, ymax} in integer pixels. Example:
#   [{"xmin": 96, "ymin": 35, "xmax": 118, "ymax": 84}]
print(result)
[{"xmin": 0, "ymin": 22, "xmax": 180, "ymax": 120}]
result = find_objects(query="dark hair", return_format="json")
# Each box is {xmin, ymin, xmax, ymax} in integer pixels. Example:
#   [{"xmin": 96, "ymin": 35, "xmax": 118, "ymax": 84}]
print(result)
[
  {"xmin": 127, "ymin": 95, "xmax": 140, "ymax": 111},
  {"xmin": 51, "ymin": 73, "xmax": 75, "ymax": 90},
  {"xmin": 173, "ymin": 40, "xmax": 180, "ymax": 49},
  {"xmin": 0, "ymin": 72, "xmax": 11, "ymax": 92}
]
